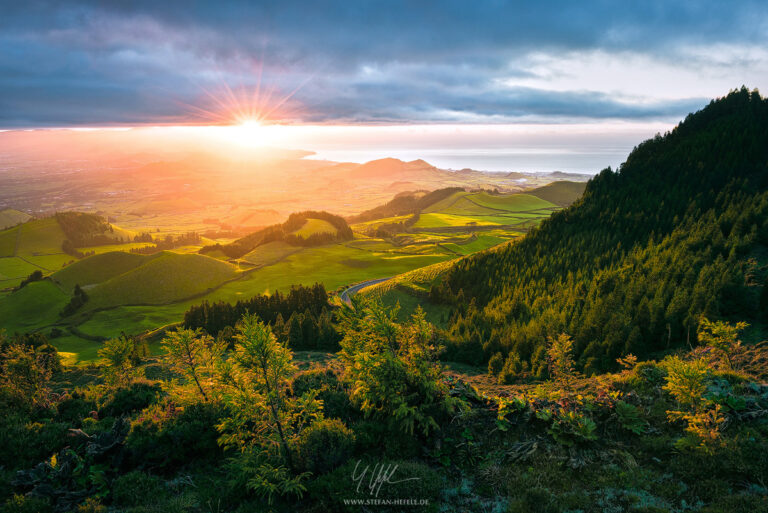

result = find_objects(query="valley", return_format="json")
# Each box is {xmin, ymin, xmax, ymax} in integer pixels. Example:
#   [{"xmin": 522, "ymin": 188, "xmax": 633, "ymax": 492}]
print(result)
[{"xmin": 0, "ymin": 169, "xmax": 585, "ymax": 364}]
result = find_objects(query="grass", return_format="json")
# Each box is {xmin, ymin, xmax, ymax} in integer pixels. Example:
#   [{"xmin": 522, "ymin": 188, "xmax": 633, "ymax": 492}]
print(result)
[
  {"xmin": 292, "ymin": 218, "xmax": 339, "ymax": 237},
  {"xmin": 414, "ymin": 213, "xmax": 501, "ymax": 228},
  {"xmin": 53, "ymin": 251, "xmax": 155, "ymax": 290},
  {"xmin": 205, "ymin": 243, "xmax": 453, "ymax": 302},
  {"xmin": 440, "ymin": 233, "xmax": 509, "ymax": 255},
  {"xmin": 378, "ymin": 288, "xmax": 451, "ymax": 326},
  {"xmin": 351, "ymin": 214, "xmax": 413, "ymax": 231},
  {"xmin": 50, "ymin": 335, "xmax": 104, "ymax": 364},
  {"xmin": 242, "ymin": 240, "xmax": 302, "ymax": 266},
  {"xmin": 468, "ymin": 191, "xmax": 557, "ymax": 211},
  {"xmin": 22, "ymin": 253, "xmax": 72, "ymax": 272},
  {"xmin": 0, "ymin": 208, "xmax": 31, "ymax": 230},
  {"xmin": 78, "ymin": 242, "xmax": 156, "ymax": 255},
  {"xmin": 422, "ymin": 191, "xmax": 469, "ymax": 213},
  {"xmin": 17, "ymin": 218, "xmax": 67, "ymax": 256},
  {"xmin": 79, "ymin": 304, "xmax": 190, "ymax": 340},
  {"xmin": 0, "ymin": 279, "xmax": 69, "ymax": 333},
  {"xmin": 528, "ymin": 180, "xmax": 587, "ymax": 206},
  {"xmin": 0, "ymin": 257, "xmax": 40, "ymax": 282},
  {"xmin": 86, "ymin": 252, "xmax": 239, "ymax": 309},
  {"xmin": 0, "ymin": 226, "xmax": 18, "ymax": 257}
]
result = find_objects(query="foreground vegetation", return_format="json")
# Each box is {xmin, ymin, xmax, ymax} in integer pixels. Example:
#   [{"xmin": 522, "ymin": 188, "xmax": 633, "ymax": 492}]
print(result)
[{"xmin": 1, "ymin": 297, "xmax": 767, "ymax": 512}]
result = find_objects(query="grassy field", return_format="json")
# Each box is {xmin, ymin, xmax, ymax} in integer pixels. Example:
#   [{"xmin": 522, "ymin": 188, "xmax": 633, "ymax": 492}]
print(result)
[
  {"xmin": 242, "ymin": 240, "xmax": 302, "ymax": 266},
  {"xmin": 17, "ymin": 218, "xmax": 67, "ymax": 256},
  {"xmin": 0, "ymin": 226, "xmax": 17, "ymax": 257},
  {"xmin": 0, "ymin": 279, "xmax": 69, "ymax": 333},
  {"xmin": 0, "ymin": 208, "xmax": 31, "ymax": 230},
  {"xmin": 53, "ymin": 251, "xmax": 155, "ymax": 290},
  {"xmin": 528, "ymin": 180, "xmax": 587, "ymax": 206},
  {"xmin": 468, "ymin": 191, "xmax": 556, "ymax": 211},
  {"xmin": 78, "ymin": 241, "xmax": 156, "ymax": 255},
  {"xmin": 292, "ymin": 218, "xmax": 339, "ymax": 237},
  {"xmin": 85, "ymin": 252, "xmax": 239, "ymax": 309},
  {"xmin": 0, "ymin": 218, "xmax": 72, "ymax": 287}
]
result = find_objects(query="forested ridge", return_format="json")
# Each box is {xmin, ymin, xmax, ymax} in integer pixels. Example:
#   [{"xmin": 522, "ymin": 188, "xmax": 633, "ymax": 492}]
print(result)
[{"xmin": 434, "ymin": 87, "xmax": 768, "ymax": 373}]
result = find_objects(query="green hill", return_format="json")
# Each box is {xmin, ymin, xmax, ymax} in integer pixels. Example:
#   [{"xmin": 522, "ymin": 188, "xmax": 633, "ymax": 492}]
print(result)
[
  {"xmin": 16, "ymin": 217, "xmax": 67, "ymax": 256},
  {"xmin": 52, "ymin": 251, "xmax": 157, "ymax": 290},
  {"xmin": 0, "ymin": 209, "xmax": 31, "ymax": 230},
  {"xmin": 528, "ymin": 180, "xmax": 588, "ymax": 206},
  {"xmin": 202, "ymin": 210, "xmax": 354, "ymax": 259},
  {"xmin": 292, "ymin": 218, "xmax": 339, "ymax": 237},
  {"xmin": 85, "ymin": 252, "xmax": 239, "ymax": 309},
  {"xmin": 433, "ymin": 87, "xmax": 768, "ymax": 372},
  {"xmin": 0, "ymin": 279, "xmax": 69, "ymax": 332}
]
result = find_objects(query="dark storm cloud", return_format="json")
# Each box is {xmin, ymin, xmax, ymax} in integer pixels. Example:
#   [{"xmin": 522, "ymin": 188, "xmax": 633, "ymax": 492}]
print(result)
[{"xmin": 0, "ymin": 0, "xmax": 765, "ymax": 127}]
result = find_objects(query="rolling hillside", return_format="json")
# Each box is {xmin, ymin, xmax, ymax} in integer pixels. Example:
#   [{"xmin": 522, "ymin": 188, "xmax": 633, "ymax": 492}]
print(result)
[
  {"xmin": 528, "ymin": 180, "xmax": 587, "ymax": 206},
  {"xmin": 84, "ymin": 252, "xmax": 239, "ymax": 309},
  {"xmin": 433, "ymin": 88, "xmax": 768, "ymax": 372},
  {"xmin": 0, "ymin": 208, "xmax": 31, "ymax": 230},
  {"xmin": 52, "ymin": 251, "xmax": 158, "ymax": 290}
]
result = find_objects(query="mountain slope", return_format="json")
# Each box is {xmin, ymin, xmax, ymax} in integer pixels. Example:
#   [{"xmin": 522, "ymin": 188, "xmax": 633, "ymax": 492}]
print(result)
[
  {"xmin": 528, "ymin": 180, "xmax": 587, "ymax": 206},
  {"xmin": 0, "ymin": 209, "xmax": 32, "ymax": 230},
  {"xmin": 433, "ymin": 88, "xmax": 768, "ymax": 372}
]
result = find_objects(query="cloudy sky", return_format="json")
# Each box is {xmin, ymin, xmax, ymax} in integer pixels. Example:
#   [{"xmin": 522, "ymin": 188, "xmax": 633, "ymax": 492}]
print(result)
[{"xmin": 1, "ymin": 1, "xmax": 767, "ymax": 171}]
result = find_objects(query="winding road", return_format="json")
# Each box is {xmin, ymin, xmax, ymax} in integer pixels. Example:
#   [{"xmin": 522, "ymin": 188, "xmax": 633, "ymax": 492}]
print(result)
[{"xmin": 340, "ymin": 276, "xmax": 392, "ymax": 304}]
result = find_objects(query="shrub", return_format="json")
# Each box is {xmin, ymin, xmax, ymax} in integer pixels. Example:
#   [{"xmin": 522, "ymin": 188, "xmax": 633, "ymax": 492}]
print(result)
[
  {"xmin": 111, "ymin": 471, "xmax": 166, "ymax": 507},
  {"xmin": 337, "ymin": 300, "xmax": 465, "ymax": 437},
  {"xmin": 488, "ymin": 353, "xmax": 504, "ymax": 376},
  {"xmin": 99, "ymin": 382, "xmax": 163, "ymax": 418},
  {"xmin": 498, "ymin": 353, "xmax": 523, "ymax": 384},
  {"xmin": 547, "ymin": 333, "xmax": 575, "ymax": 386},
  {"xmin": 547, "ymin": 410, "xmax": 598, "ymax": 447},
  {"xmin": 697, "ymin": 317, "xmax": 747, "ymax": 370},
  {"xmin": 627, "ymin": 361, "xmax": 667, "ymax": 393},
  {"xmin": 292, "ymin": 369, "xmax": 354, "ymax": 421},
  {"xmin": 56, "ymin": 392, "xmax": 97, "ymax": 426},
  {"xmin": 507, "ymin": 486, "xmax": 558, "ymax": 513},
  {"xmin": 0, "ymin": 495, "xmax": 52, "ymax": 513},
  {"xmin": 296, "ymin": 419, "xmax": 355, "ymax": 474},
  {"xmin": 126, "ymin": 401, "xmax": 227, "ymax": 470},
  {"xmin": 615, "ymin": 400, "xmax": 647, "ymax": 435}
]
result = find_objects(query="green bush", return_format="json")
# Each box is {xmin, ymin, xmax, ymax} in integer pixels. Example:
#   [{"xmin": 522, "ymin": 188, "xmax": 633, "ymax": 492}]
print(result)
[
  {"xmin": 628, "ymin": 361, "xmax": 667, "ymax": 393},
  {"xmin": 351, "ymin": 419, "xmax": 421, "ymax": 459},
  {"xmin": 507, "ymin": 487, "xmax": 557, "ymax": 513},
  {"xmin": 99, "ymin": 382, "xmax": 163, "ymax": 418},
  {"xmin": 0, "ymin": 414, "xmax": 69, "ymax": 470},
  {"xmin": 126, "ymin": 401, "xmax": 227, "ymax": 470},
  {"xmin": 297, "ymin": 419, "xmax": 355, "ymax": 474},
  {"xmin": 56, "ymin": 392, "xmax": 97, "ymax": 426},
  {"xmin": 292, "ymin": 368, "xmax": 355, "ymax": 420},
  {"xmin": 111, "ymin": 471, "xmax": 166, "ymax": 507},
  {"xmin": 0, "ymin": 495, "xmax": 52, "ymax": 513}
]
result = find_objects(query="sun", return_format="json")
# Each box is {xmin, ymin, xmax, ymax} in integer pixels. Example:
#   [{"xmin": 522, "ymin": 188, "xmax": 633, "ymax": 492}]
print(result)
[{"xmin": 222, "ymin": 118, "xmax": 282, "ymax": 148}]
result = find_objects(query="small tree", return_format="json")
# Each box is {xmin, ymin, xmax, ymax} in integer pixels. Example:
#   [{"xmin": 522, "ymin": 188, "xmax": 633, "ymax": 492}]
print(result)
[
  {"xmin": 697, "ymin": 317, "xmax": 748, "ymax": 370},
  {"xmin": 663, "ymin": 356, "xmax": 724, "ymax": 454},
  {"xmin": 547, "ymin": 333, "xmax": 575, "ymax": 388},
  {"xmin": 337, "ymin": 299, "xmax": 464, "ymax": 437},
  {"xmin": 162, "ymin": 328, "xmax": 226, "ymax": 401},
  {"xmin": 217, "ymin": 314, "xmax": 320, "ymax": 504},
  {"xmin": 98, "ymin": 335, "xmax": 143, "ymax": 387},
  {"xmin": 488, "ymin": 352, "xmax": 504, "ymax": 377}
]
